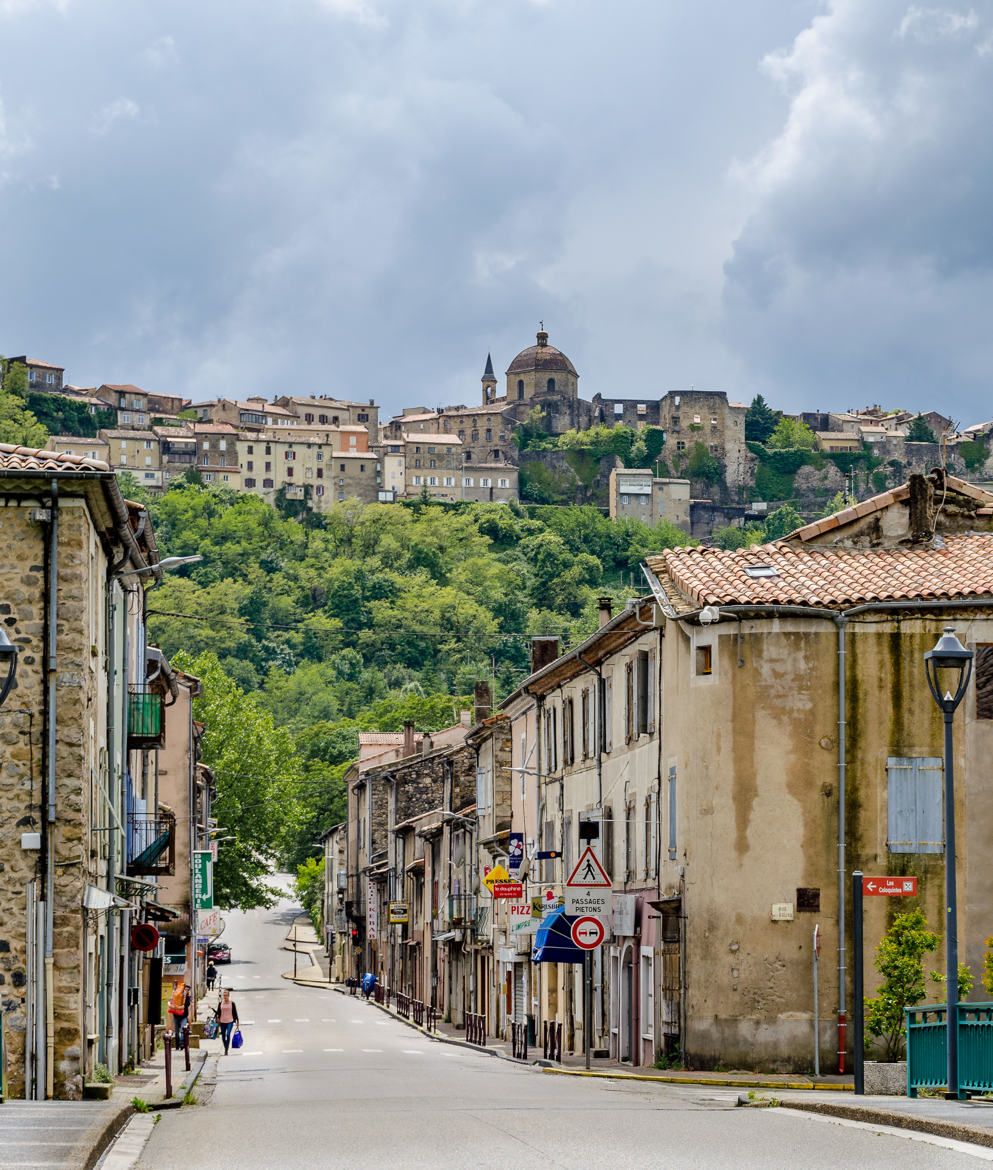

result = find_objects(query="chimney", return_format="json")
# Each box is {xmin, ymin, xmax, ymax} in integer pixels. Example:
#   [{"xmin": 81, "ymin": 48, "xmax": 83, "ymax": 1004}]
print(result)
[
  {"xmin": 597, "ymin": 596, "xmax": 613, "ymax": 628},
  {"xmin": 473, "ymin": 681, "xmax": 492, "ymax": 724},
  {"xmin": 402, "ymin": 720, "xmax": 415, "ymax": 757},
  {"xmin": 908, "ymin": 473, "xmax": 932, "ymax": 543},
  {"xmin": 530, "ymin": 636, "xmax": 560, "ymax": 675}
]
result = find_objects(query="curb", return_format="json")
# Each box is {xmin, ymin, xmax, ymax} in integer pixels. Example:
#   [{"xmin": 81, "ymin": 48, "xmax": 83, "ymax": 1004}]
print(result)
[
  {"xmin": 540, "ymin": 1066, "xmax": 853, "ymax": 1092},
  {"xmin": 84, "ymin": 1104, "xmax": 136, "ymax": 1170},
  {"xmin": 781, "ymin": 1098, "xmax": 993, "ymax": 1150}
]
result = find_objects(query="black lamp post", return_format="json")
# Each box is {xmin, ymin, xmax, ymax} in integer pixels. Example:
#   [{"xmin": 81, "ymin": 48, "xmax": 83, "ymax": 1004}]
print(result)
[
  {"xmin": 0, "ymin": 626, "xmax": 19, "ymax": 709},
  {"xmin": 923, "ymin": 626, "xmax": 973, "ymax": 1100}
]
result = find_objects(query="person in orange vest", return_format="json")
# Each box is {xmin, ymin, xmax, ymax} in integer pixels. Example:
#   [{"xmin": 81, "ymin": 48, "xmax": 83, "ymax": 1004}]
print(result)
[{"xmin": 167, "ymin": 979, "xmax": 191, "ymax": 1046}]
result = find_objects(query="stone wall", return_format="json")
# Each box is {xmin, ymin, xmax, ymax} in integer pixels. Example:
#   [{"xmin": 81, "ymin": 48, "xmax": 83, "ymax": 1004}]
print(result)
[{"xmin": 0, "ymin": 499, "xmax": 108, "ymax": 1098}]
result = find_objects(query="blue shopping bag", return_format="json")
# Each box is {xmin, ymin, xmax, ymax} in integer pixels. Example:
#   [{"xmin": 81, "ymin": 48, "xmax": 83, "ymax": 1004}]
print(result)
[{"xmin": 231, "ymin": 1027, "xmax": 243, "ymax": 1049}]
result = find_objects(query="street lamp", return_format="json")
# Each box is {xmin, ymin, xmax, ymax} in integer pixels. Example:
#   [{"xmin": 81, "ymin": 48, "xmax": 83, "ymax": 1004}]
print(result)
[
  {"xmin": 923, "ymin": 626, "xmax": 974, "ymax": 1100},
  {"xmin": 117, "ymin": 554, "xmax": 203, "ymax": 577},
  {"xmin": 0, "ymin": 626, "xmax": 18, "ymax": 709}
]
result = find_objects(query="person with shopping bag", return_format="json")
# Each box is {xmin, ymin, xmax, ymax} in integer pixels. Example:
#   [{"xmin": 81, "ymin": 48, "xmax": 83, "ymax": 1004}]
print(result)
[
  {"xmin": 217, "ymin": 987, "xmax": 240, "ymax": 1054},
  {"xmin": 167, "ymin": 979, "xmax": 191, "ymax": 1047}
]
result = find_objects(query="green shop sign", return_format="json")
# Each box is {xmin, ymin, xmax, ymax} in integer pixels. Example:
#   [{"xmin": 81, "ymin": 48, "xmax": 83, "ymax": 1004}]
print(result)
[{"xmin": 194, "ymin": 850, "xmax": 214, "ymax": 910}]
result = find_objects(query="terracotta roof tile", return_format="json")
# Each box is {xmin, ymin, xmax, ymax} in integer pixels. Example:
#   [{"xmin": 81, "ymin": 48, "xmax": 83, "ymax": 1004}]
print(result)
[
  {"xmin": 646, "ymin": 532, "xmax": 993, "ymax": 610},
  {"xmin": 0, "ymin": 441, "xmax": 110, "ymax": 473}
]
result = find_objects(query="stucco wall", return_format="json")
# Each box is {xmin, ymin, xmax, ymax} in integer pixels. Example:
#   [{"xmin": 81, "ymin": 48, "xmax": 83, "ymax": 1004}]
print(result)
[{"xmin": 659, "ymin": 614, "xmax": 993, "ymax": 1071}]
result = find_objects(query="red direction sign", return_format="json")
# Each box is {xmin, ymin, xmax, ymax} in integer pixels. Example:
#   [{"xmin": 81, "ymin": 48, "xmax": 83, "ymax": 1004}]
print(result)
[
  {"xmin": 571, "ymin": 916, "xmax": 606, "ymax": 950},
  {"xmin": 565, "ymin": 846, "xmax": 612, "ymax": 889},
  {"xmin": 862, "ymin": 876, "xmax": 918, "ymax": 897},
  {"xmin": 493, "ymin": 881, "xmax": 524, "ymax": 899}
]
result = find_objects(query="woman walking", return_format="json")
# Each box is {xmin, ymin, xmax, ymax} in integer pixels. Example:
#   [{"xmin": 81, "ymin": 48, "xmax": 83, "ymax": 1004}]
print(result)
[{"xmin": 217, "ymin": 988, "xmax": 240, "ymax": 1054}]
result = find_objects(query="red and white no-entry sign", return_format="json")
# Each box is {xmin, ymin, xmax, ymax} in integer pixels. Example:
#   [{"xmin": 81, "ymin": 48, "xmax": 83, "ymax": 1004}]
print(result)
[{"xmin": 570, "ymin": 916, "xmax": 606, "ymax": 950}]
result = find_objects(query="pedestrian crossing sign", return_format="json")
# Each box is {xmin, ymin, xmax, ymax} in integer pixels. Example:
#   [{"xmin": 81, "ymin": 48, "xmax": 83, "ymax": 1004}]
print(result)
[{"xmin": 565, "ymin": 846, "xmax": 611, "ymax": 888}]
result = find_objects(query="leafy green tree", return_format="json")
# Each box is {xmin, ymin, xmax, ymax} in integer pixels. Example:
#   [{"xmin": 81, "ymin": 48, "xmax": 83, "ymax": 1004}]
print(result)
[
  {"xmin": 906, "ymin": 415, "xmax": 937, "ymax": 443},
  {"xmin": 116, "ymin": 471, "xmax": 153, "ymax": 506},
  {"xmin": 295, "ymin": 856, "xmax": 325, "ymax": 932},
  {"xmin": 0, "ymin": 359, "xmax": 49, "ymax": 447},
  {"xmin": 711, "ymin": 523, "xmax": 766, "ymax": 550},
  {"xmin": 983, "ymin": 937, "xmax": 993, "ymax": 996},
  {"xmin": 763, "ymin": 503, "xmax": 804, "ymax": 541},
  {"xmin": 864, "ymin": 909, "xmax": 940, "ymax": 1060},
  {"xmin": 745, "ymin": 395, "xmax": 780, "ymax": 443},
  {"xmin": 173, "ymin": 650, "xmax": 303, "ymax": 910},
  {"xmin": 26, "ymin": 391, "xmax": 114, "ymax": 438},
  {"xmin": 766, "ymin": 417, "xmax": 817, "ymax": 451},
  {"xmin": 819, "ymin": 490, "xmax": 850, "ymax": 518}
]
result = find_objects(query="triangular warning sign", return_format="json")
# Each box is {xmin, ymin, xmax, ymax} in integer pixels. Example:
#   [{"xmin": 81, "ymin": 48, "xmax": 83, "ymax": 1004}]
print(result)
[{"xmin": 565, "ymin": 846, "xmax": 612, "ymax": 888}]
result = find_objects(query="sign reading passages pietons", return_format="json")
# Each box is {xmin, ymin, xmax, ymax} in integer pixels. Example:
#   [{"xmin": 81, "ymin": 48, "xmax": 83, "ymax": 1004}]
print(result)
[{"xmin": 564, "ymin": 846, "xmax": 612, "ymax": 921}]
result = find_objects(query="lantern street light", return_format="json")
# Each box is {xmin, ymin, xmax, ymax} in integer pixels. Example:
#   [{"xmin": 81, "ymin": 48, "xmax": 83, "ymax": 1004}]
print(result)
[
  {"xmin": 0, "ymin": 625, "xmax": 19, "ymax": 709},
  {"xmin": 923, "ymin": 627, "xmax": 974, "ymax": 1100}
]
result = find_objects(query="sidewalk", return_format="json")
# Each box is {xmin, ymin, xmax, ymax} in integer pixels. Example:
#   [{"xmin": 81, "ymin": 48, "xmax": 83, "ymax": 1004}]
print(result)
[
  {"xmin": 281, "ymin": 919, "xmax": 993, "ymax": 1153},
  {"xmin": 0, "ymin": 1038, "xmax": 209, "ymax": 1170}
]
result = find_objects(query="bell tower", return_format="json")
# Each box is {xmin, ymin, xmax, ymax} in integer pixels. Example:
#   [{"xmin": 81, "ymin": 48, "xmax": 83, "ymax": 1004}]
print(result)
[{"xmin": 481, "ymin": 353, "xmax": 497, "ymax": 404}]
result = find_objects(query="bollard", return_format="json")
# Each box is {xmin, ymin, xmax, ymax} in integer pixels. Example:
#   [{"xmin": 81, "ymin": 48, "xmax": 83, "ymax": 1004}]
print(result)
[
  {"xmin": 164, "ymin": 1033, "xmax": 173, "ymax": 1099},
  {"xmin": 184, "ymin": 1024, "xmax": 191, "ymax": 1072}
]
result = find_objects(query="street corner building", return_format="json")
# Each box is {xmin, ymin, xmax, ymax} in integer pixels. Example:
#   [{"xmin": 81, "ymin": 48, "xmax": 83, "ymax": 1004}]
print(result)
[
  {"xmin": 0, "ymin": 441, "xmax": 202, "ymax": 1099},
  {"xmin": 639, "ymin": 468, "xmax": 993, "ymax": 1069}
]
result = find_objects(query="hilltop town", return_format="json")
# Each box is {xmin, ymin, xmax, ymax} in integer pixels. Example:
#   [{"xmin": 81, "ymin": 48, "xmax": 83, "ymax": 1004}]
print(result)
[{"xmin": 5, "ymin": 330, "xmax": 991, "ymax": 539}]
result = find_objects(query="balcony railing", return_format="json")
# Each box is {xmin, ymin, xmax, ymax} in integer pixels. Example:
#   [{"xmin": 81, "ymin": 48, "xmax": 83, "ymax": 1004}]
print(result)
[
  {"xmin": 128, "ymin": 685, "xmax": 165, "ymax": 748},
  {"xmin": 127, "ymin": 813, "xmax": 175, "ymax": 876}
]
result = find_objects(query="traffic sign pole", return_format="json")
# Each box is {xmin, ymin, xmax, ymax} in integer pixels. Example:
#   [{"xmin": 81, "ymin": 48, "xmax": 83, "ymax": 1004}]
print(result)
[
  {"xmin": 585, "ymin": 950, "xmax": 592, "ymax": 1071},
  {"xmin": 852, "ymin": 870, "xmax": 864, "ymax": 1096}
]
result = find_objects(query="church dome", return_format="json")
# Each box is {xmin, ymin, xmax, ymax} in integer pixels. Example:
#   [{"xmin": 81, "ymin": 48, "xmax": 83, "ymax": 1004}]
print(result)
[{"xmin": 506, "ymin": 329, "xmax": 578, "ymax": 378}]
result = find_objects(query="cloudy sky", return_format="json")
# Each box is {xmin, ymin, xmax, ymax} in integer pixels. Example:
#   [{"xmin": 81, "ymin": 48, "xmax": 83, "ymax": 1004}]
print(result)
[{"xmin": 2, "ymin": 0, "xmax": 992, "ymax": 422}]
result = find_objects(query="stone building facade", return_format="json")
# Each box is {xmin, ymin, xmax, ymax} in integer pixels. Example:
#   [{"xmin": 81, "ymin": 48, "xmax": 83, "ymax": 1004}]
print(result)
[{"xmin": 0, "ymin": 443, "xmax": 171, "ymax": 1098}]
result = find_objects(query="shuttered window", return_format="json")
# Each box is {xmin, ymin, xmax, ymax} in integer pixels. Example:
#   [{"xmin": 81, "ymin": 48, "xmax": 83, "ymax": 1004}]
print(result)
[
  {"xmin": 976, "ymin": 645, "xmax": 993, "ymax": 719},
  {"xmin": 887, "ymin": 757, "xmax": 943, "ymax": 853}
]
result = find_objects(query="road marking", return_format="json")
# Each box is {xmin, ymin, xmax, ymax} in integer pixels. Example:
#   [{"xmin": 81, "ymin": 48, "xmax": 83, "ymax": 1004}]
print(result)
[
  {"xmin": 361, "ymin": 1048, "xmax": 383, "ymax": 1053},
  {"xmin": 323, "ymin": 1048, "xmax": 344, "ymax": 1052},
  {"xmin": 293, "ymin": 1018, "xmax": 309, "ymax": 1022},
  {"xmin": 375, "ymin": 1021, "xmax": 388, "ymax": 1025},
  {"xmin": 244, "ymin": 1050, "xmax": 264, "ymax": 1056},
  {"xmin": 350, "ymin": 1019, "xmax": 363, "ymax": 1024},
  {"xmin": 282, "ymin": 1049, "xmax": 303, "ymax": 1054},
  {"xmin": 253, "ymin": 975, "xmax": 261, "ymax": 980},
  {"xmin": 267, "ymin": 1018, "xmax": 282, "ymax": 1023},
  {"xmin": 402, "ymin": 1049, "xmax": 426, "ymax": 1055},
  {"xmin": 321, "ymin": 1018, "xmax": 335, "ymax": 1023}
]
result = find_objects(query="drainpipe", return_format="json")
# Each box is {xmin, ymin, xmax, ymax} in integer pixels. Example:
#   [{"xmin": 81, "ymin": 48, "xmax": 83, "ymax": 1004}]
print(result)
[
  {"xmin": 835, "ymin": 616, "xmax": 848, "ymax": 1076},
  {"xmin": 42, "ymin": 480, "xmax": 59, "ymax": 1097}
]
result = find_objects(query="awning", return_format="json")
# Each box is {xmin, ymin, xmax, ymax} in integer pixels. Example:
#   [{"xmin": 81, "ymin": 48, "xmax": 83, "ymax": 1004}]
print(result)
[
  {"xmin": 130, "ymin": 830, "xmax": 171, "ymax": 869},
  {"xmin": 432, "ymin": 931, "xmax": 457, "ymax": 943},
  {"xmin": 144, "ymin": 903, "xmax": 181, "ymax": 922},
  {"xmin": 531, "ymin": 906, "xmax": 585, "ymax": 964}
]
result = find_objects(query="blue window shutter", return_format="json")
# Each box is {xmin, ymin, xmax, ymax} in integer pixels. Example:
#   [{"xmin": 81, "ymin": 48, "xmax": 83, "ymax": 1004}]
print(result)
[
  {"xmin": 887, "ymin": 758, "xmax": 915, "ymax": 852},
  {"xmin": 887, "ymin": 757, "xmax": 943, "ymax": 853},
  {"xmin": 914, "ymin": 757, "xmax": 944, "ymax": 854}
]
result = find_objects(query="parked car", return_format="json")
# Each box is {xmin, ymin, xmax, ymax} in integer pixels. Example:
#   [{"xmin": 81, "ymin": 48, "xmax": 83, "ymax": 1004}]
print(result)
[{"xmin": 208, "ymin": 942, "xmax": 231, "ymax": 963}]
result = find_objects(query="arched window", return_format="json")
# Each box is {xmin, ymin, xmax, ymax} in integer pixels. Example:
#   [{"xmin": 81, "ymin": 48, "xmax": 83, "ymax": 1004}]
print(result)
[
  {"xmin": 547, "ymin": 377, "xmax": 556, "ymax": 393},
  {"xmin": 517, "ymin": 379, "xmax": 525, "ymax": 400}
]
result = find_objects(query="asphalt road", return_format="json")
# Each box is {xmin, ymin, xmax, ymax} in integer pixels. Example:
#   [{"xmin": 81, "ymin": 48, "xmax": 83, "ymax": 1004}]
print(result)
[{"xmin": 133, "ymin": 889, "xmax": 991, "ymax": 1170}]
